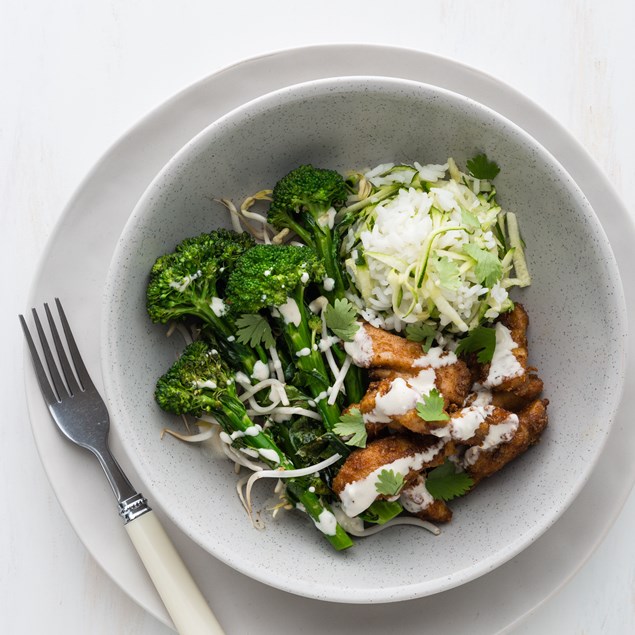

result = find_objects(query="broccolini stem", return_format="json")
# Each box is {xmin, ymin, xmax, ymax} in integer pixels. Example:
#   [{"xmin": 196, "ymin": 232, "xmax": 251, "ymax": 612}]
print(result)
[
  {"xmin": 217, "ymin": 396, "xmax": 353, "ymax": 550},
  {"xmin": 286, "ymin": 480, "xmax": 353, "ymax": 551}
]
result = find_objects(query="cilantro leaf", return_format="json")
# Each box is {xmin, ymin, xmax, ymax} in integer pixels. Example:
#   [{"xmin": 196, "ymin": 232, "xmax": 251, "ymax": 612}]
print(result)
[
  {"xmin": 324, "ymin": 298, "xmax": 360, "ymax": 342},
  {"xmin": 235, "ymin": 314, "xmax": 275, "ymax": 349},
  {"xmin": 333, "ymin": 408, "xmax": 367, "ymax": 448},
  {"xmin": 360, "ymin": 500, "xmax": 403, "ymax": 525},
  {"xmin": 434, "ymin": 256, "xmax": 461, "ymax": 291},
  {"xmin": 455, "ymin": 326, "xmax": 496, "ymax": 363},
  {"xmin": 425, "ymin": 460, "xmax": 474, "ymax": 501},
  {"xmin": 415, "ymin": 389, "xmax": 449, "ymax": 422},
  {"xmin": 466, "ymin": 153, "xmax": 500, "ymax": 180},
  {"xmin": 462, "ymin": 243, "xmax": 503, "ymax": 287},
  {"xmin": 405, "ymin": 322, "xmax": 437, "ymax": 353},
  {"xmin": 375, "ymin": 469, "xmax": 405, "ymax": 496},
  {"xmin": 460, "ymin": 207, "xmax": 481, "ymax": 230}
]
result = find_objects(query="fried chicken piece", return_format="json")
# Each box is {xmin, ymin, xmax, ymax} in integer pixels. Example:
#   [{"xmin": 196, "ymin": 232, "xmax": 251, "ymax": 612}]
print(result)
[
  {"xmin": 464, "ymin": 303, "xmax": 544, "ymax": 407},
  {"xmin": 400, "ymin": 474, "xmax": 453, "ymax": 523},
  {"xmin": 370, "ymin": 361, "xmax": 472, "ymax": 408},
  {"xmin": 345, "ymin": 322, "xmax": 430, "ymax": 370},
  {"xmin": 490, "ymin": 376, "xmax": 544, "ymax": 411},
  {"xmin": 332, "ymin": 435, "xmax": 452, "ymax": 501},
  {"xmin": 464, "ymin": 398, "xmax": 549, "ymax": 484}
]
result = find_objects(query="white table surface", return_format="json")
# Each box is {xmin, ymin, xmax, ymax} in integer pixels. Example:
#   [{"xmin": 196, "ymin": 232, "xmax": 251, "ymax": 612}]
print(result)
[{"xmin": 3, "ymin": 1, "xmax": 634, "ymax": 633}]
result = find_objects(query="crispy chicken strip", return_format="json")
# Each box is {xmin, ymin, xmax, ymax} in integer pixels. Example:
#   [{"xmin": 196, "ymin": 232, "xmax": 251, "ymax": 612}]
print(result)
[
  {"xmin": 464, "ymin": 398, "xmax": 549, "ymax": 484},
  {"xmin": 370, "ymin": 362, "xmax": 472, "ymax": 408},
  {"xmin": 333, "ymin": 435, "xmax": 453, "ymax": 504},
  {"xmin": 400, "ymin": 474, "xmax": 453, "ymax": 523},
  {"xmin": 345, "ymin": 321, "xmax": 431, "ymax": 370}
]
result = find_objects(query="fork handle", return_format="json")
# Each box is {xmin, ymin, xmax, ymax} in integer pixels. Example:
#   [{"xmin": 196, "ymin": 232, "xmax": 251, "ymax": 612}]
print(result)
[{"xmin": 125, "ymin": 510, "xmax": 225, "ymax": 635}]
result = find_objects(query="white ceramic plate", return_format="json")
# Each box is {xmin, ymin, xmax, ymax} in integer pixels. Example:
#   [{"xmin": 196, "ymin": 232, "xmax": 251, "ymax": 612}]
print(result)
[
  {"xmin": 24, "ymin": 45, "xmax": 635, "ymax": 633},
  {"xmin": 102, "ymin": 75, "xmax": 626, "ymax": 602}
]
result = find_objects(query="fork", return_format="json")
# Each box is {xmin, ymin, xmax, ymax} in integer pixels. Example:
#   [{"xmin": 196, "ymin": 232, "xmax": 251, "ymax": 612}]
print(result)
[{"xmin": 19, "ymin": 299, "xmax": 225, "ymax": 635}]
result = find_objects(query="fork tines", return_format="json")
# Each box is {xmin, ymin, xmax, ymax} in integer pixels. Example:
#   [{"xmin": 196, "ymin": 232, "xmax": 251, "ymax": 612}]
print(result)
[{"xmin": 19, "ymin": 299, "xmax": 91, "ymax": 405}]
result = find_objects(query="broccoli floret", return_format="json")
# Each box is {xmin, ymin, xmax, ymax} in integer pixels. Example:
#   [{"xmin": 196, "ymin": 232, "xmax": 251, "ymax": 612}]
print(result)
[
  {"xmin": 155, "ymin": 339, "xmax": 288, "ymax": 463},
  {"xmin": 267, "ymin": 165, "xmax": 348, "ymax": 298},
  {"xmin": 225, "ymin": 243, "xmax": 324, "ymax": 315},
  {"xmin": 267, "ymin": 166, "xmax": 365, "ymax": 404},
  {"xmin": 147, "ymin": 229, "xmax": 254, "ymax": 329},
  {"xmin": 226, "ymin": 244, "xmax": 342, "ymax": 430},
  {"xmin": 146, "ymin": 229, "xmax": 266, "ymax": 373},
  {"xmin": 155, "ymin": 339, "xmax": 353, "ymax": 551}
]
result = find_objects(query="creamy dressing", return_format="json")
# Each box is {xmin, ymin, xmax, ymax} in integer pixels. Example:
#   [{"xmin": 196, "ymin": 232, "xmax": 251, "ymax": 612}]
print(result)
[
  {"xmin": 343, "ymin": 324, "xmax": 374, "ymax": 367},
  {"xmin": 169, "ymin": 270, "xmax": 202, "ymax": 292},
  {"xmin": 400, "ymin": 475, "xmax": 434, "ymax": 513},
  {"xmin": 430, "ymin": 405, "xmax": 495, "ymax": 441},
  {"xmin": 484, "ymin": 323, "xmax": 523, "ymax": 387},
  {"xmin": 295, "ymin": 347, "xmax": 311, "ymax": 357},
  {"xmin": 251, "ymin": 360, "xmax": 270, "ymax": 381},
  {"xmin": 258, "ymin": 448, "xmax": 281, "ymax": 464},
  {"xmin": 338, "ymin": 440, "xmax": 446, "ymax": 516},
  {"xmin": 364, "ymin": 369, "xmax": 435, "ymax": 424},
  {"xmin": 278, "ymin": 297, "xmax": 302, "ymax": 327},
  {"xmin": 463, "ymin": 413, "xmax": 520, "ymax": 465},
  {"xmin": 312, "ymin": 508, "xmax": 338, "ymax": 536},
  {"xmin": 193, "ymin": 379, "xmax": 217, "ymax": 390},
  {"xmin": 323, "ymin": 277, "xmax": 335, "ymax": 291},
  {"xmin": 209, "ymin": 297, "xmax": 227, "ymax": 317},
  {"xmin": 412, "ymin": 346, "xmax": 457, "ymax": 369},
  {"xmin": 300, "ymin": 271, "xmax": 310, "ymax": 284}
]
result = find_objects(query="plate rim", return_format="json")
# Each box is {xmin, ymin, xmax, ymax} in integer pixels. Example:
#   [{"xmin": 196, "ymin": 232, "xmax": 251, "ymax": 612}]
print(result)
[{"xmin": 25, "ymin": 43, "xmax": 634, "ymax": 631}]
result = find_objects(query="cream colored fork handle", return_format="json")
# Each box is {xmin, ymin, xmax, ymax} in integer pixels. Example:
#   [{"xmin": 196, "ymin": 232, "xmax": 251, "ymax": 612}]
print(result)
[{"xmin": 125, "ymin": 511, "xmax": 225, "ymax": 635}]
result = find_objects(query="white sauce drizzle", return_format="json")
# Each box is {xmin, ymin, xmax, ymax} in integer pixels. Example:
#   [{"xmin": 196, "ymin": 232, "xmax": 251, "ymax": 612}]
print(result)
[
  {"xmin": 278, "ymin": 297, "xmax": 301, "ymax": 327},
  {"xmin": 463, "ymin": 414, "xmax": 520, "ymax": 466},
  {"xmin": 484, "ymin": 323, "xmax": 523, "ymax": 387},
  {"xmin": 400, "ymin": 475, "xmax": 434, "ymax": 513},
  {"xmin": 323, "ymin": 277, "xmax": 335, "ymax": 291},
  {"xmin": 296, "ymin": 347, "xmax": 311, "ymax": 358},
  {"xmin": 193, "ymin": 379, "xmax": 217, "ymax": 390},
  {"xmin": 251, "ymin": 360, "xmax": 270, "ymax": 381},
  {"xmin": 343, "ymin": 324, "xmax": 374, "ymax": 367},
  {"xmin": 210, "ymin": 297, "xmax": 227, "ymax": 317},
  {"xmin": 169, "ymin": 270, "xmax": 202, "ymax": 292},
  {"xmin": 312, "ymin": 508, "xmax": 338, "ymax": 536},
  {"xmin": 412, "ymin": 346, "xmax": 457, "ymax": 369},
  {"xmin": 364, "ymin": 370, "xmax": 435, "ymax": 424},
  {"xmin": 430, "ymin": 405, "xmax": 495, "ymax": 442}
]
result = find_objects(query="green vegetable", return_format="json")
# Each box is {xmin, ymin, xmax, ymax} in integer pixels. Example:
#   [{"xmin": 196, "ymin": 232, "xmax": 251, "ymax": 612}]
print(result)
[
  {"xmin": 455, "ymin": 325, "xmax": 497, "ymax": 363},
  {"xmin": 415, "ymin": 389, "xmax": 449, "ymax": 422},
  {"xmin": 155, "ymin": 339, "xmax": 353, "ymax": 551},
  {"xmin": 466, "ymin": 153, "xmax": 500, "ymax": 180},
  {"xmin": 462, "ymin": 243, "xmax": 503, "ymax": 287},
  {"xmin": 225, "ymin": 243, "xmax": 341, "ymax": 430},
  {"xmin": 155, "ymin": 340, "xmax": 285, "ymax": 463},
  {"xmin": 268, "ymin": 165, "xmax": 365, "ymax": 403},
  {"xmin": 324, "ymin": 298, "xmax": 360, "ymax": 342},
  {"xmin": 235, "ymin": 314, "xmax": 276, "ymax": 350},
  {"xmin": 146, "ymin": 229, "xmax": 264, "ymax": 374},
  {"xmin": 375, "ymin": 469, "xmax": 405, "ymax": 497},
  {"xmin": 425, "ymin": 460, "xmax": 474, "ymax": 501},
  {"xmin": 405, "ymin": 322, "xmax": 437, "ymax": 353},
  {"xmin": 267, "ymin": 164, "xmax": 348, "ymax": 298},
  {"xmin": 360, "ymin": 500, "xmax": 403, "ymax": 525},
  {"xmin": 333, "ymin": 408, "xmax": 367, "ymax": 448}
]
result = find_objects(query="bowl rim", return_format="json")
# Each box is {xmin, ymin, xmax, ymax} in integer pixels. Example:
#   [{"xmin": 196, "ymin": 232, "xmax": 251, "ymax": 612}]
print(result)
[{"xmin": 101, "ymin": 74, "xmax": 628, "ymax": 602}]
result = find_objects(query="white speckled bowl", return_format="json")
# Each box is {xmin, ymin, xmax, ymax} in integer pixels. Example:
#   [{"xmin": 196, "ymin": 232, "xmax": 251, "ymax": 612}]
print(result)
[{"xmin": 102, "ymin": 77, "xmax": 627, "ymax": 602}]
